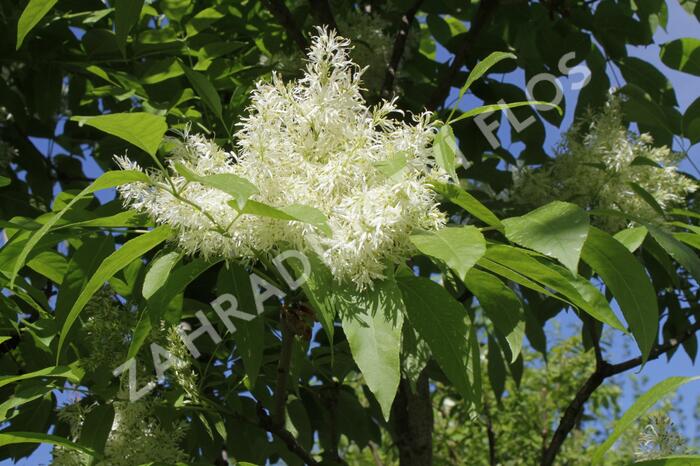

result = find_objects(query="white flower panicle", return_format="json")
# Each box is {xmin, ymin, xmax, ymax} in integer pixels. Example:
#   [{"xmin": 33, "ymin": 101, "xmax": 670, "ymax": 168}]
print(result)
[
  {"xmin": 52, "ymin": 399, "xmax": 189, "ymax": 466},
  {"xmin": 635, "ymin": 414, "xmax": 689, "ymax": 461},
  {"xmin": 117, "ymin": 28, "xmax": 446, "ymax": 287},
  {"xmin": 512, "ymin": 98, "xmax": 697, "ymax": 230}
]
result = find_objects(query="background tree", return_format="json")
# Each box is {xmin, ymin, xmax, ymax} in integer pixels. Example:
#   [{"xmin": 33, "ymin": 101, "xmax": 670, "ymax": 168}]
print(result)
[{"xmin": 0, "ymin": 0, "xmax": 699, "ymax": 465}]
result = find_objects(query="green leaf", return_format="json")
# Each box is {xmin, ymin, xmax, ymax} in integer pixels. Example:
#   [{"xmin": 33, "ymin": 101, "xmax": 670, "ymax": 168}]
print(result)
[
  {"xmin": 632, "ymin": 456, "xmax": 700, "ymax": 465},
  {"xmin": 487, "ymin": 335, "xmax": 506, "ymax": 399},
  {"xmin": 16, "ymin": 0, "xmax": 58, "ymax": 49},
  {"xmin": 57, "ymin": 226, "xmax": 172, "ymax": 359},
  {"xmin": 0, "ymin": 432, "xmax": 96, "ymax": 457},
  {"xmin": 126, "ymin": 312, "xmax": 152, "ymax": 360},
  {"xmin": 464, "ymin": 268, "xmax": 525, "ymax": 362},
  {"xmin": 682, "ymin": 96, "xmax": 700, "ymax": 145},
  {"xmin": 449, "ymin": 100, "xmax": 562, "ymax": 124},
  {"xmin": 55, "ymin": 236, "xmax": 115, "ymax": 328},
  {"xmin": 9, "ymin": 170, "xmax": 150, "ymax": 288},
  {"xmin": 503, "ymin": 201, "xmax": 590, "ymax": 273},
  {"xmin": 614, "ymin": 226, "xmax": 648, "ymax": 252},
  {"xmin": 230, "ymin": 199, "xmax": 331, "ymax": 236},
  {"xmin": 179, "ymin": 61, "xmax": 224, "ymax": 122},
  {"xmin": 591, "ymin": 376, "xmax": 700, "ymax": 464},
  {"xmin": 374, "ymin": 152, "xmax": 408, "ymax": 180},
  {"xmin": 294, "ymin": 254, "xmax": 336, "ymax": 344},
  {"xmin": 79, "ymin": 404, "xmax": 114, "ymax": 456},
  {"xmin": 60, "ymin": 210, "xmax": 151, "ymax": 229},
  {"xmin": 0, "ymin": 365, "xmax": 82, "ymax": 389},
  {"xmin": 0, "ymin": 385, "xmax": 53, "ymax": 423},
  {"xmin": 278, "ymin": 205, "xmax": 332, "ymax": 236},
  {"xmin": 449, "ymin": 51, "xmax": 516, "ymax": 120},
  {"xmin": 430, "ymin": 181, "xmax": 503, "ymax": 229},
  {"xmin": 675, "ymin": 232, "xmax": 700, "ymax": 250},
  {"xmin": 581, "ymin": 227, "xmax": 658, "ymax": 361},
  {"xmin": 647, "ymin": 224, "xmax": 700, "ymax": 283},
  {"xmin": 174, "ymin": 162, "xmax": 258, "ymax": 210},
  {"xmin": 185, "ymin": 6, "xmax": 224, "ymax": 37},
  {"xmin": 341, "ymin": 276, "xmax": 404, "ymax": 420},
  {"xmin": 433, "ymin": 125, "xmax": 459, "ymax": 181},
  {"xmin": 483, "ymin": 245, "xmax": 626, "ymax": 331},
  {"xmin": 142, "ymin": 251, "xmax": 182, "ymax": 300},
  {"xmin": 148, "ymin": 257, "xmax": 222, "ymax": 323},
  {"xmin": 410, "ymin": 226, "xmax": 485, "ymax": 281},
  {"xmin": 71, "ymin": 113, "xmax": 167, "ymax": 157},
  {"xmin": 27, "ymin": 250, "xmax": 67, "ymax": 284},
  {"xmin": 660, "ymin": 38, "xmax": 700, "ymax": 76},
  {"xmin": 0, "ymin": 176, "xmax": 10, "ymax": 187},
  {"xmin": 217, "ymin": 263, "xmax": 265, "ymax": 385},
  {"xmin": 114, "ymin": 0, "xmax": 143, "ymax": 51},
  {"xmin": 629, "ymin": 182, "xmax": 666, "ymax": 217},
  {"xmin": 670, "ymin": 208, "xmax": 700, "ymax": 220},
  {"xmin": 397, "ymin": 276, "xmax": 473, "ymax": 402}
]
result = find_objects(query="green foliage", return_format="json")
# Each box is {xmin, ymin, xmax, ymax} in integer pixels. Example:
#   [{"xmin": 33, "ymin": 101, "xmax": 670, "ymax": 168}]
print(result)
[
  {"xmin": 593, "ymin": 376, "xmax": 700, "ymax": 464},
  {"xmin": 581, "ymin": 227, "xmax": 659, "ymax": 359},
  {"xmin": 0, "ymin": 0, "xmax": 698, "ymax": 464},
  {"xmin": 410, "ymin": 226, "xmax": 485, "ymax": 281},
  {"xmin": 398, "ymin": 276, "xmax": 475, "ymax": 403},
  {"xmin": 503, "ymin": 201, "xmax": 590, "ymax": 273}
]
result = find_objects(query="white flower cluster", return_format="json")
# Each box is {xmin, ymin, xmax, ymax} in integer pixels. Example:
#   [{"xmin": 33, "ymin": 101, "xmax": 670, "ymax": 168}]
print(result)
[
  {"xmin": 118, "ymin": 29, "xmax": 445, "ymax": 287},
  {"xmin": 512, "ymin": 98, "xmax": 697, "ymax": 230},
  {"xmin": 81, "ymin": 289, "xmax": 133, "ymax": 371},
  {"xmin": 52, "ymin": 399, "xmax": 189, "ymax": 466},
  {"xmin": 635, "ymin": 414, "xmax": 689, "ymax": 461}
]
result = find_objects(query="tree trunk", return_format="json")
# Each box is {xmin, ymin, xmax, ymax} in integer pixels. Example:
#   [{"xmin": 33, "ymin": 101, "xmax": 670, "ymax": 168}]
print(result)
[{"xmin": 391, "ymin": 370, "xmax": 433, "ymax": 466}]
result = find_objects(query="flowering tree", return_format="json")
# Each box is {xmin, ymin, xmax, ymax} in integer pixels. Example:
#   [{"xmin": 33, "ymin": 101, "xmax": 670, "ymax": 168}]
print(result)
[{"xmin": 0, "ymin": 1, "xmax": 699, "ymax": 465}]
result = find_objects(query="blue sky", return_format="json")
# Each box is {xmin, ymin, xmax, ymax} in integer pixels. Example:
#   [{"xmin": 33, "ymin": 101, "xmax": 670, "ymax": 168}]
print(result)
[{"xmin": 3, "ymin": 1, "xmax": 700, "ymax": 464}]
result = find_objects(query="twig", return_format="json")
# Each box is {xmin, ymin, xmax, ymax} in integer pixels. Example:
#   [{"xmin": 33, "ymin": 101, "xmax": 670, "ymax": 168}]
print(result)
[
  {"xmin": 308, "ymin": 0, "xmax": 338, "ymax": 31},
  {"xmin": 483, "ymin": 400, "xmax": 497, "ymax": 466},
  {"xmin": 198, "ymin": 396, "xmax": 320, "ymax": 466},
  {"xmin": 262, "ymin": 0, "xmax": 308, "ymax": 52},
  {"xmin": 540, "ymin": 320, "xmax": 700, "ymax": 466},
  {"xmin": 425, "ymin": 0, "xmax": 500, "ymax": 111},
  {"xmin": 380, "ymin": 0, "xmax": 424, "ymax": 99},
  {"xmin": 257, "ymin": 402, "xmax": 321, "ymax": 465}
]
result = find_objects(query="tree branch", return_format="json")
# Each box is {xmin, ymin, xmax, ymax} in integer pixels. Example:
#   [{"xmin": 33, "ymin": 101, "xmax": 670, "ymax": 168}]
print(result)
[
  {"xmin": 390, "ymin": 370, "xmax": 434, "ymax": 466},
  {"xmin": 483, "ymin": 400, "xmax": 498, "ymax": 466},
  {"xmin": 257, "ymin": 402, "xmax": 321, "ymax": 466},
  {"xmin": 540, "ymin": 320, "xmax": 700, "ymax": 466},
  {"xmin": 425, "ymin": 0, "xmax": 500, "ymax": 111},
  {"xmin": 380, "ymin": 0, "xmax": 424, "ymax": 99},
  {"xmin": 308, "ymin": 0, "xmax": 338, "ymax": 31},
  {"xmin": 262, "ymin": 0, "xmax": 308, "ymax": 52}
]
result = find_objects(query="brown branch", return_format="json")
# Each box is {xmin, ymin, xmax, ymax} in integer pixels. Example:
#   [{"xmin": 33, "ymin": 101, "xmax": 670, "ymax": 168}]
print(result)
[
  {"xmin": 390, "ymin": 370, "xmax": 434, "ymax": 466},
  {"xmin": 483, "ymin": 401, "xmax": 498, "ymax": 466},
  {"xmin": 257, "ymin": 402, "xmax": 321, "ymax": 466},
  {"xmin": 262, "ymin": 0, "xmax": 308, "ymax": 52},
  {"xmin": 380, "ymin": 0, "xmax": 424, "ymax": 99},
  {"xmin": 308, "ymin": 0, "xmax": 338, "ymax": 31},
  {"xmin": 425, "ymin": 0, "xmax": 500, "ymax": 111},
  {"xmin": 540, "ymin": 320, "xmax": 700, "ymax": 466}
]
